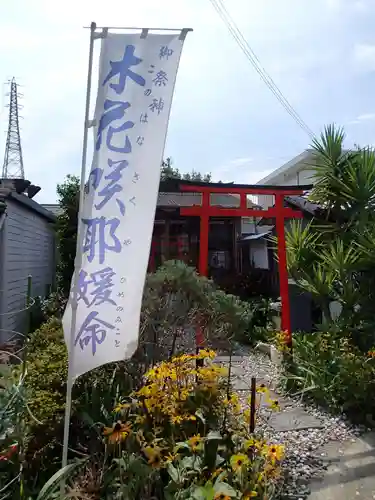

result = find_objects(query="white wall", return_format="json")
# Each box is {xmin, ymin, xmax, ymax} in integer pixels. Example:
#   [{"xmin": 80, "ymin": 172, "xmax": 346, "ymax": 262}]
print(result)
[
  {"xmin": 249, "ymin": 239, "xmax": 269, "ymax": 269},
  {"xmin": 257, "ymin": 168, "xmax": 317, "ymax": 208},
  {"xmin": 257, "ymin": 194, "xmax": 274, "ymax": 209},
  {"xmin": 241, "ymin": 217, "xmax": 256, "ymax": 234}
]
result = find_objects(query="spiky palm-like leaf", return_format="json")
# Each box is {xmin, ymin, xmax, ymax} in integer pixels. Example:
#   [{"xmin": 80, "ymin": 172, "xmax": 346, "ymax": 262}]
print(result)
[{"xmin": 310, "ymin": 125, "xmax": 375, "ymax": 228}]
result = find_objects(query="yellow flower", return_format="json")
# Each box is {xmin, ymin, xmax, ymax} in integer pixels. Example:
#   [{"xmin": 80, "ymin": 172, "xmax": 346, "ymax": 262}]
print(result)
[
  {"xmin": 274, "ymin": 331, "xmax": 290, "ymax": 353},
  {"xmin": 256, "ymin": 384, "xmax": 268, "ymax": 394},
  {"xmin": 244, "ymin": 438, "xmax": 262, "ymax": 450},
  {"xmin": 367, "ymin": 349, "xmax": 375, "ymax": 358},
  {"xmin": 103, "ymin": 421, "xmax": 131, "ymax": 444},
  {"xmin": 223, "ymin": 393, "xmax": 241, "ymax": 412},
  {"xmin": 266, "ymin": 443, "xmax": 284, "ymax": 462},
  {"xmin": 264, "ymin": 463, "xmax": 282, "ymax": 479},
  {"xmin": 143, "ymin": 443, "xmax": 161, "ymax": 459},
  {"xmin": 113, "ymin": 402, "xmax": 130, "ymax": 413},
  {"xmin": 212, "ymin": 467, "xmax": 226, "ymax": 479},
  {"xmin": 171, "ymin": 415, "xmax": 184, "ymax": 424},
  {"xmin": 146, "ymin": 364, "xmax": 169, "ymax": 381},
  {"xmin": 214, "ymin": 494, "xmax": 230, "ymax": 500},
  {"xmin": 243, "ymin": 492, "xmax": 258, "ymax": 498},
  {"xmin": 135, "ymin": 415, "xmax": 147, "ymax": 424},
  {"xmin": 197, "ymin": 348, "xmax": 216, "ymax": 359},
  {"xmin": 268, "ymin": 398, "xmax": 280, "ymax": 411},
  {"xmin": 188, "ymin": 434, "xmax": 202, "ymax": 451},
  {"xmin": 163, "ymin": 452, "xmax": 176, "ymax": 464},
  {"xmin": 148, "ymin": 452, "xmax": 162, "ymax": 468},
  {"xmin": 230, "ymin": 453, "xmax": 249, "ymax": 472}
]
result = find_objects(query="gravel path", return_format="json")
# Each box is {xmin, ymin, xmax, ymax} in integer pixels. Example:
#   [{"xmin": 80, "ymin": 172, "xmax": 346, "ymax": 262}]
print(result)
[{"xmin": 227, "ymin": 346, "xmax": 369, "ymax": 500}]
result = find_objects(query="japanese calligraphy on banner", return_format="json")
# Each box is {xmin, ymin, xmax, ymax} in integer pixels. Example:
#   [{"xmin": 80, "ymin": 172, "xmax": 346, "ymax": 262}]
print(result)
[{"xmin": 63, "ymin": 32, "xmax": 186, "ymax": 379}]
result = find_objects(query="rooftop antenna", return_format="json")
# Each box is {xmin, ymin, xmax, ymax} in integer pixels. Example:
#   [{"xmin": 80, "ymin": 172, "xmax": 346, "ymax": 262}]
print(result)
[{"xmin": 2, "ymin": 77, "xmax": 24, "ymax": 179}]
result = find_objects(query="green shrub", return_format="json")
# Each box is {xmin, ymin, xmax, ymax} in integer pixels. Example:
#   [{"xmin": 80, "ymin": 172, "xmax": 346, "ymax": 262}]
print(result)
[
  {"xmin": 24, "ymin": 317, "xmax": 68, "ymax": 422},
  {"xmin": 141, "ymin": 260, "xmax": 255, "ymax": 356},
  {"xmin": 284, "ymin": 331, "xmax": 375, "ymax": 425},
  {"xmin": 40, "ymin": 291, "xmax": 68, "ymax": 320},
  {"xmin": 20, "ymin": 317, "xmax": 136, "ymax": 492},
  {"xmin": 239, "ymin": 297, "xmax": 272, "ymax": 346}
]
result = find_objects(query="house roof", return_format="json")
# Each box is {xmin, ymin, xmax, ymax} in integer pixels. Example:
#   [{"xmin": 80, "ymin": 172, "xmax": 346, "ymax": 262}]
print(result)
[
  {"xmin": 241, "ymin": 231, "xmax": 272, "ymax": 241},
  {"xmin": 257, "ymin": 147, "xmax": 354, "ymax": 186},
  {"xmin": 160, "ymin": 178, "xmax": 312, "ymax": 192},
  {"xmin": 0, "ymin": 180, "xmax": 56, "ymax": 222},
  {"xmin": 41, "ymin": 204, "xmax": 63, "ymax": 217},
  {"xmin": 9, "ymin": 192, "xmax": 56, "ymax": 222},
  {"xmin": 284, "ymin": 195, "xmax": 323, "ymax": 217},
  {"xmin": 256, "ymin": 150, "xmax": 315, "ymax": 185},
  {"xmin": 43, "ymin": 180, "xmax": 314, "ymax": 216}
]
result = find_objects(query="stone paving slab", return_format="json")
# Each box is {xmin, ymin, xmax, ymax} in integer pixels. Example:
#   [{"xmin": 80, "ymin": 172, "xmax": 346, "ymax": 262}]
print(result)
[
  {"xmin": 217, "ymin": 355, "xmax": 322, "ymax": 431},
  {"xmin": 308, "ymin": 433, "xmax": 375, "ymax": 500},
  {"xmin": 268, "ymin": 407, "xmax": 323, "ymax": 432},
  {"xmin": 231, "ymin": 376, "xmax": 251, "ymax": 391},
  {"xmin": 214, "ymin": 356, "xmax": 244, "ymax": 364},
  {"xmin": 215, "ymin": 359, "xmax": 274, "ymax": 385},
  {"xmin": 230, "ymin": 377, "xmax": 290, "ymax": 411}
]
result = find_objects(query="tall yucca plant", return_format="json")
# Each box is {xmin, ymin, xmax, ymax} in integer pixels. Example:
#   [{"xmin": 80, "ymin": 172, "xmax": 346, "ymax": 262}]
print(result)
[{"xmin": 286, "ymin": 124, "xmax": 375, "ymax": 347}]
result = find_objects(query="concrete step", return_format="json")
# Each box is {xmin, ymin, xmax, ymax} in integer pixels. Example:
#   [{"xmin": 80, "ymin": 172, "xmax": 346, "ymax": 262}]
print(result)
[{"xmin": 308, "ymin": 433, "xmax": 375, "ymax": 500}]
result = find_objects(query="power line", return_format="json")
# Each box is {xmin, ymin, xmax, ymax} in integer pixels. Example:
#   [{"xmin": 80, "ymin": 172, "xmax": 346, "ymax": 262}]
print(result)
[
  {"xmin": 208, "ymin": 0, "xmax": 315, "ymax": 139},
  {"xmin": 211, "ymin": 0, "xmax": 314, "ymax": 138}
]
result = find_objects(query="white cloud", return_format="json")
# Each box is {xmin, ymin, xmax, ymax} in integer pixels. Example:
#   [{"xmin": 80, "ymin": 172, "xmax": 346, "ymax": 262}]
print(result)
[
  {"xmin": 229, "ymin": 157, "xmax": 254, "ymax": 167},
  {"xmin": 352, "ymin": 43, "xmax": 375, "ymax": 71},
  {"xmin": 325, "ymin": 0, "xmax": 375, "ymax": 12},
  {"xmin": 357, "ymin": 113, "xmax": 375, "ymax": 121},
  {"xmin": 356, "ymin": 112, "xmax": 375, "ymax": 121},
  {"xmin": 212, "ymin": 156, "xmax": 280, "ymax": 185},
  {"xmin": 348, "ymin": 112, "xmax": 375, "ymax": 125}
]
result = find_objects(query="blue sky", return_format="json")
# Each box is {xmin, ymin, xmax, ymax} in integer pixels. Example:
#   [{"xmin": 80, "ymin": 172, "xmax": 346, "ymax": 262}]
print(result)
[{"xmin": 1, "ymin": 0, "xmax": 375, "ymax": 203}]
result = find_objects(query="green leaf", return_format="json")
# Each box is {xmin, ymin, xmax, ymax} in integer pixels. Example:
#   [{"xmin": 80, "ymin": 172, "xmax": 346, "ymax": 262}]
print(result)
[
  {"xmin": 174, "ymin": 441, "xmax": 191, "ymax": 451},
  {"xmin": 215, "ymin": 454, "xmax": 226, "ymax": 467},
  {"xmin": 206, "ymin": 431, "xmax": 222, "ymax": 441},
  {"xmin": 36, "ymin": 460, "xmax": 85, "ymax": 500},
  {"xmin": 195, "ymin": 409, "xmax": 206, "ymax": 424},
  {"xmin": 167, "ymin": 462, "xmax": 180, "ymax": 483},
  {"xmin": 213, "ymin": 481, "xmax": 238, "ymax": 497},
  {"xmin": 181, "ymin": 455, "xmax": 202, "ymax": 471},
  {"xmin": 192, "ymin": 483, "xmax": 214, "ymax": 500},
  {"xmin": 191, "ymin": 487, "xmax": 207, "ymax": 500}
]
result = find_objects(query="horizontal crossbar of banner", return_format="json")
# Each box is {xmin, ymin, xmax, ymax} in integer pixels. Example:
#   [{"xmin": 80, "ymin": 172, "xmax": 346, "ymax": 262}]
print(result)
[{"xmin": 84, "ymin": 26, "xmax": 193, "ymax": 32}]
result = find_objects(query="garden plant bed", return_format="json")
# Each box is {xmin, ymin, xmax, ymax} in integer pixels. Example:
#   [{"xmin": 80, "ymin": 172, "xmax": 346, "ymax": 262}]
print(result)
[{"xmin": 217, "ymin": 348, "xmax": 368, "ymax": 499}]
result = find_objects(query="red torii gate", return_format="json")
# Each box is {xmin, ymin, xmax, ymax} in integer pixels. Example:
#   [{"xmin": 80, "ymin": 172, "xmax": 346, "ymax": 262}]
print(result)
[{"xmin": 179, "ymin": 181, "xmax": 312, "ymax": 347}]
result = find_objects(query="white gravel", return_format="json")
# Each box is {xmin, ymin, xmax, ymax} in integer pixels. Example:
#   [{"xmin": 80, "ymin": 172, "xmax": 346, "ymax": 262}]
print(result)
[{"xmin": 232, "ymin": 346, "xmax": 369, "ymax": 499}]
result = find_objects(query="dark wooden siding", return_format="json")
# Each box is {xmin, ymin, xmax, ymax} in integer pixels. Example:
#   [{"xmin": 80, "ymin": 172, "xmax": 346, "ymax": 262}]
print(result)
[{"xmin": 0, "ymin": 199, "xmax": 55, "ymax": 341}]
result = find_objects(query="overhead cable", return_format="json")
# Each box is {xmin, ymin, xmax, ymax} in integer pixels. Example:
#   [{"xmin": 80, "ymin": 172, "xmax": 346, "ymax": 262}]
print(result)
[{"xmin": 209, "ymin": 0, "xmax": 315, "ymax": 139}]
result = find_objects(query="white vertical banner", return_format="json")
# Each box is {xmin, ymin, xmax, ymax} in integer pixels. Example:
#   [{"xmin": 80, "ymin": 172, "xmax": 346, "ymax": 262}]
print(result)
[{"xmin": 63, "ymin": 30, "xmax": 188, "ymax": 379}]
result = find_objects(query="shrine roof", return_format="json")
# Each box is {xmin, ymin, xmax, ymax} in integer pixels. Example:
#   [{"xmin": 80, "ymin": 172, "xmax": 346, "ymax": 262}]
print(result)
[{"xmin": 159, "ymin": 178, "xmax": 313, "ymax": 193}]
